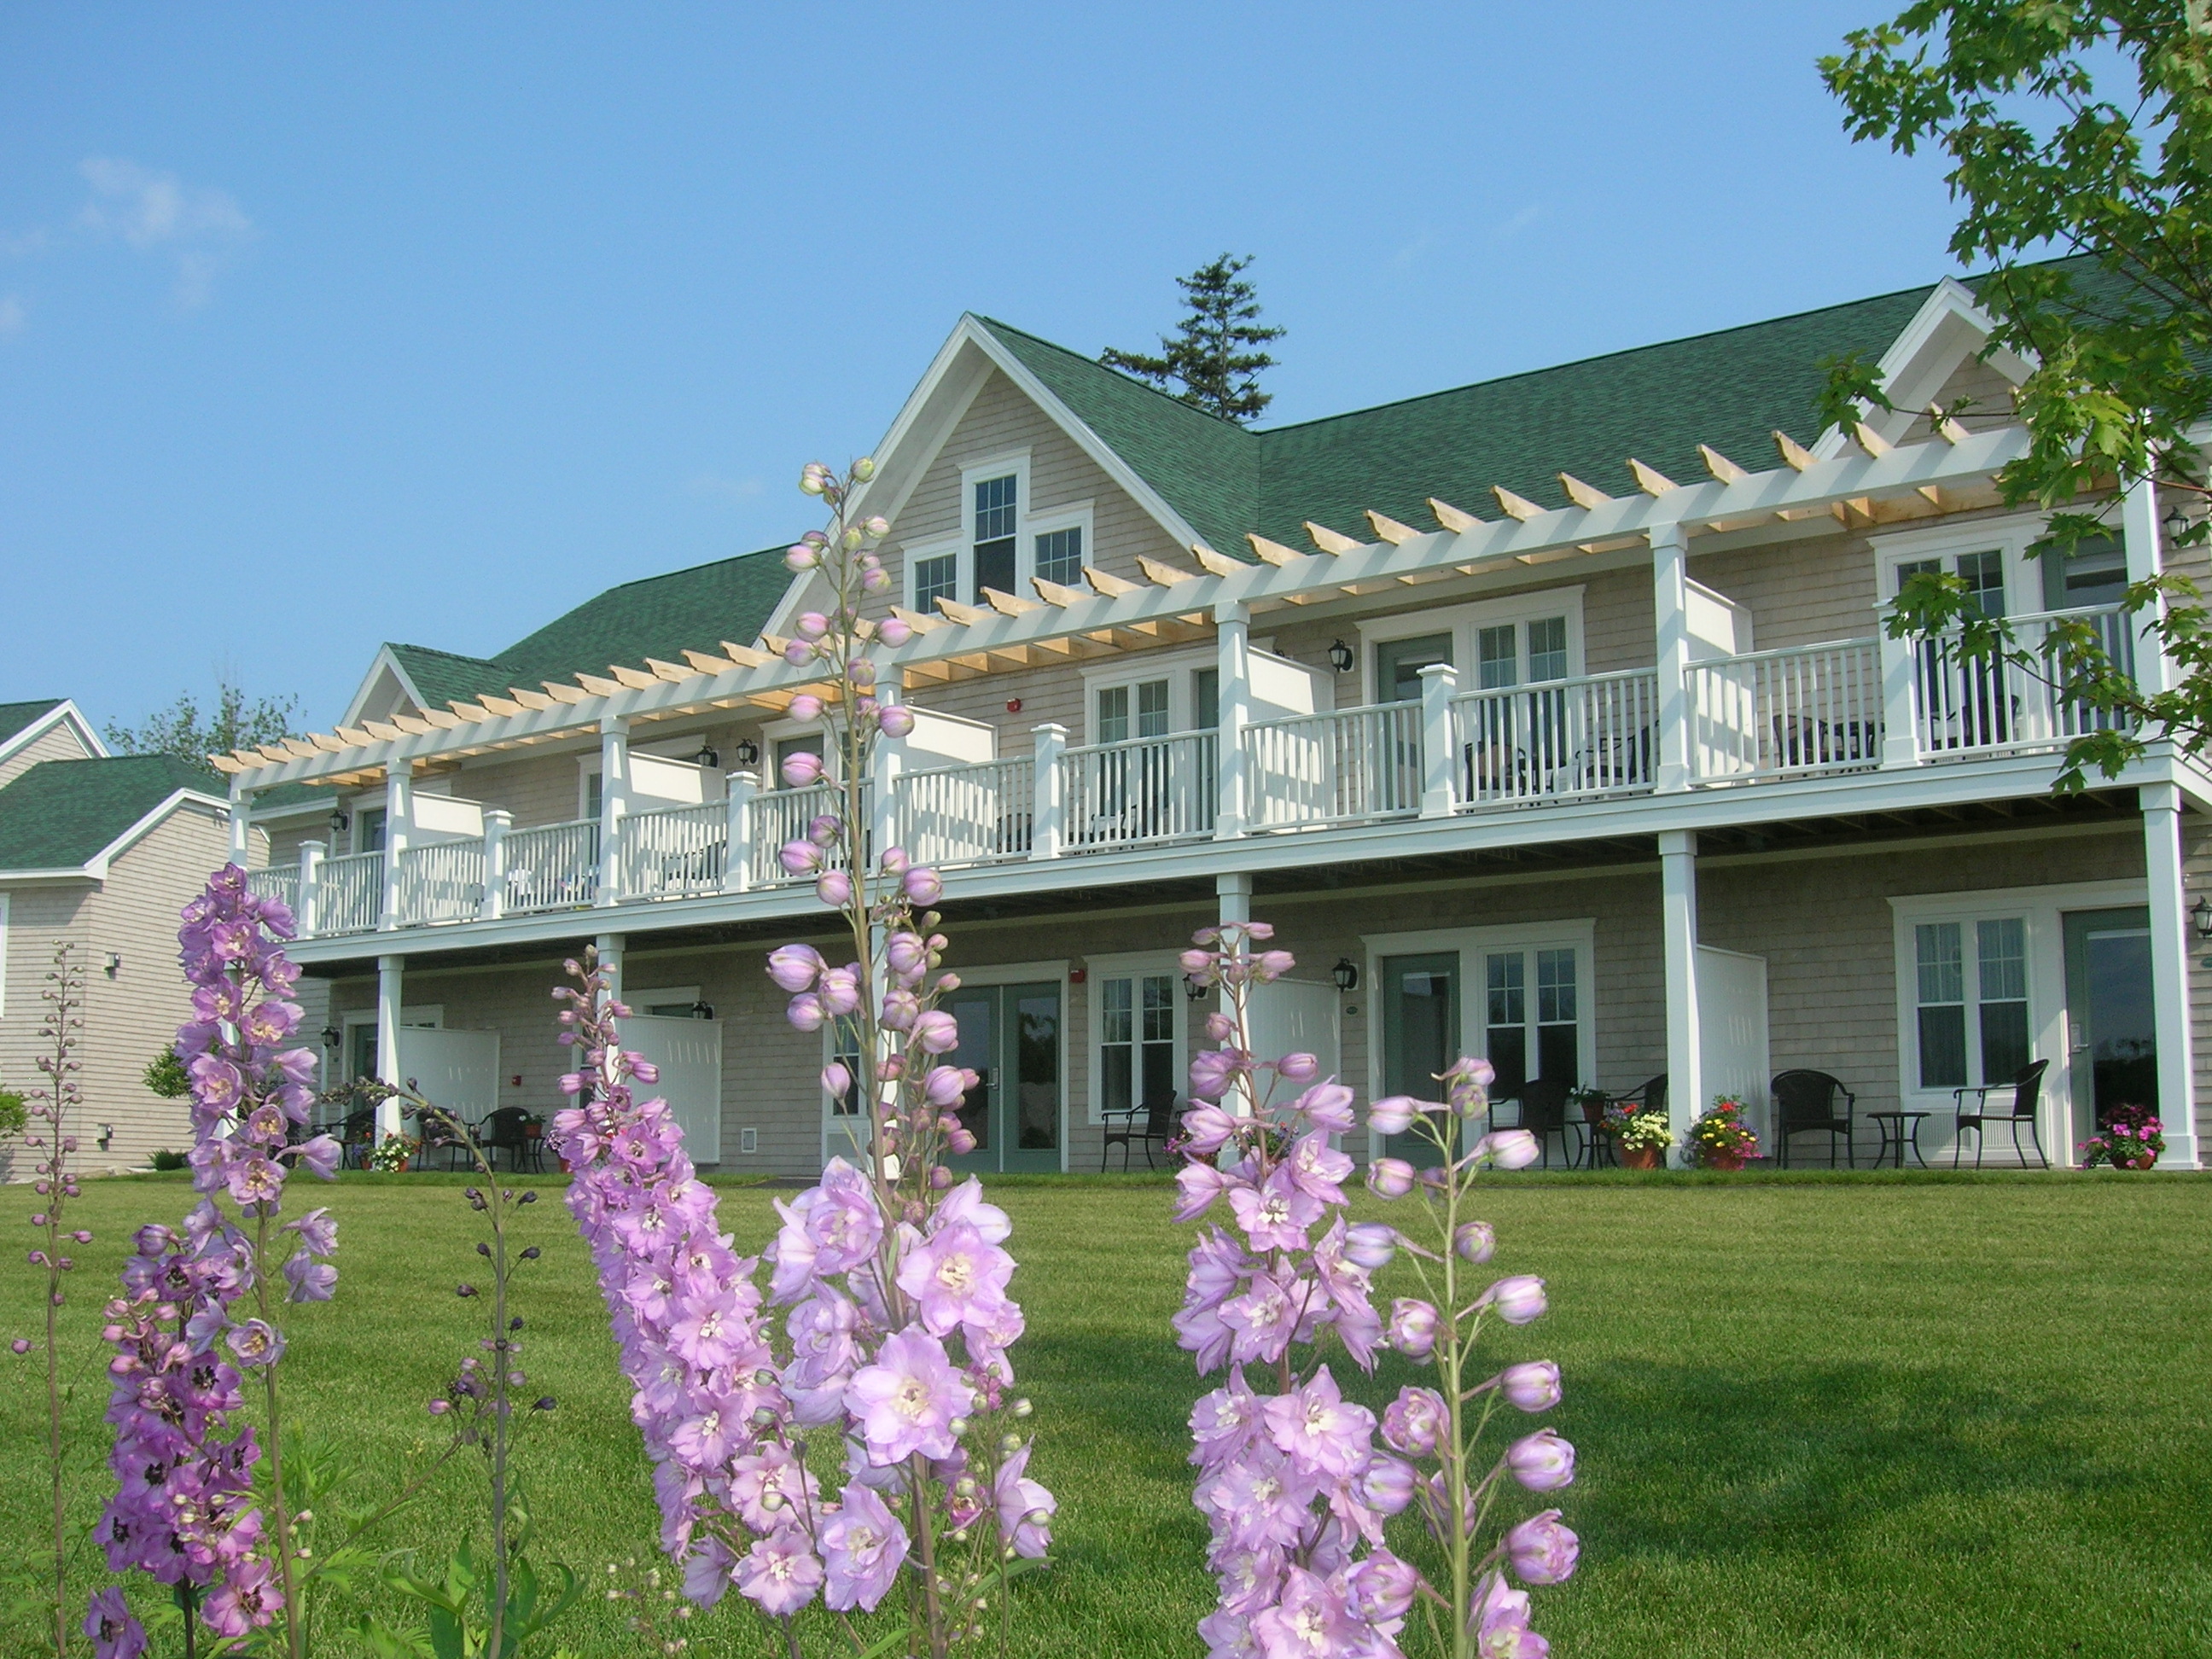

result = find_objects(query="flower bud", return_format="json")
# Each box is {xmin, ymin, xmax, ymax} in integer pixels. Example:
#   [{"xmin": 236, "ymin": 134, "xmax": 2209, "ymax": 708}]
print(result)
[
  {"xmin": 902, "ymin": 866, "xmax": 943, "ymax": 905},
  {"xmin": 1386, "ymin": 1297, "xmax": 1438, "ymax": 1359},
  {"xmin": 1499, "ymin": 1360, "xmax": 1562, "ymax": 1412},
  {"xmin": 816, "ymin": 870, "xmax": 853, "ymax": 907},
  {"xmin": 789, "ymin": 693, "xmax": 825, "ymax": 722},
  {"xmin": 853, "ymin": 457, "xmax": 876, "ymax": 481},
  {"xmin": 780, "ymin": 750, "xmax": 824, "ymax": 788},
  {"xmin": 1342, "ymin": 1222, "xmax": 1397, "ymax": 1270},
  {"xmin": 878, "ymin": 618, "xmax": 913, "ymax": 648},
  {"xmin": 1481, "ymin": 1274, "xmax": 1546, "ymax": 1325},
  {"xmin": 1356, "ymin": 1454, "xmax": 1417, "ymax": 1515},
  {"xmin": 1481, "ymin": 1128, "xmax": 1541, "ymax": 1170},
  {"xmin": 1505, "ymin": 1429, "xmax": 1576, "ymax": 1492},
  {"xmin": 1366, "ymin": 1157, "xmax": 1416, "ymax": 1199},
  {"xmin": 1506, "ymin": 1510, "xmax": 1580, "ymax": 1585},
  {"xmin": 1382, "ymin": 1386, "xmax": 1447, "ymax": 1456},
  {"xmin": 1454, "ymin": 1220, "xmax": 1496, "ymax": 1262},
  {"xmin": 1367, "ymin": 1096, "xmax": 1423, "ymax": 1136},
  {"xmin": 1277, "ymin": 1051, "xmax": 1319, "ymax": 1083}
]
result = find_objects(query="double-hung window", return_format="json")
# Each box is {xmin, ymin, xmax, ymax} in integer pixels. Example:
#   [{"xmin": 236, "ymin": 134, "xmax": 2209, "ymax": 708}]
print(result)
[
  {"xmin": 912, "ymin": 544, "xmax": 959, "ymax": 614},
  {"xmin": 1913, "ymin": 917, "xmax": 2030, "ymax": 1088},
  {"xmin": 1097, "ymin": 679, "xmax": 1170, "ymax": 745},
  {"xmin": 972, "ymin": 474, "xmax": 1019, "ymax": 600},
  {"xmin": 1100, "ymin": 971, "xmax": 1176, "ymax": 1115},
  {"xmin": 1482, "ymin": 946, "xmax": 1580, "ymax": 1099}
]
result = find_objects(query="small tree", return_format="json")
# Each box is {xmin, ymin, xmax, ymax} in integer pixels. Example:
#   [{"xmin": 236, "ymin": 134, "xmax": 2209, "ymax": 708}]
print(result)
[
  {"xmin": 1102, "ymin": 253, "xmax": 1286, "ymax": 424},
  {"xmin": 1819, "ymin": 3, "xmax": 2212, "ymax": 788},
  {"xmin": 106, "ymin": 678, "xmax": 301, "ymax": 765}
]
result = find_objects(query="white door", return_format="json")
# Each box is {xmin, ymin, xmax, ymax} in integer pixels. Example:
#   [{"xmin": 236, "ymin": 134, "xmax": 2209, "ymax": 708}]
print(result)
[
  {"xmin": 1252, "ymin": 978, "xmax": 1343, "ymax": 1097},
  {"xmin": 391, "ymin": 1028, "xmax": 502, "ymax": 1124},
  {"xmin": 618, "ymin": 1014, "xmax": 724, "ymax": 1164},
  {"xmin": 1697, "ymin": 946, "xmax": 1772, "ymax": 1141}
]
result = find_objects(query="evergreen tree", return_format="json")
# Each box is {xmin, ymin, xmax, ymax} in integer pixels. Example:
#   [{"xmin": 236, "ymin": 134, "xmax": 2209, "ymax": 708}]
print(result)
[
  {"xmin": 106, "ymin": 677, "xmax": 300, "ymax": 765},
  {"xmin": 1101, "ymin": 253, "xmax": 1286, "ymax": 424}
]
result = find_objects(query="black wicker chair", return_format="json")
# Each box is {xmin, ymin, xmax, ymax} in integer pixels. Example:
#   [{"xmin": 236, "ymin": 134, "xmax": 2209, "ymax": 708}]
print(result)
[
  {"xmin": 480, "ymin": 1106, "xmax": 543, "ymax": 1172},
  {"xmin": 1953, "ymin": 1058, "xmax": 2050, "ymax": 1168},
  {"xmin": 1503, "ymin": 1075, "xmax": 1581, "ymax": 1168},
  {"xmin": 1101, "ymin": 1091, "xmax": 1180, "ymax": 1172},
  {"xmin": 1773, "ymin": 1069, "xmax": 1857, "ymax": 1168}
]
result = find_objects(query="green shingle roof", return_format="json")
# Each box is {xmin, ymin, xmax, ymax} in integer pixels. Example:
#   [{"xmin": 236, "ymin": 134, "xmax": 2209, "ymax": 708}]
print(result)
[
  {"xmin": 981, "ymin": 284, "xmax": 1945, "ymax": 556},
  {"xmin": 381, "ymin": 544, "xmax": 793, "ymax": 710},
  {"xmin": 0, "ymin": 755, "xmax": 221, "ymax": 872},
  {"xmin": 0, "ymin": 699, "xmax": 65, "ymax": 748}
]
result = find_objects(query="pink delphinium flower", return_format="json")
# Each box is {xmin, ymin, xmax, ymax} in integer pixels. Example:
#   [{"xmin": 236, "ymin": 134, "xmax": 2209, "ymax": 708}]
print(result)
[
  {"xmin": 848, "ymin": 1327, "xmax": 974, "ymax": 1464},
  {"xmin": 821, "ymin": 1482, "xmax": 909, "ymax": 1611}
]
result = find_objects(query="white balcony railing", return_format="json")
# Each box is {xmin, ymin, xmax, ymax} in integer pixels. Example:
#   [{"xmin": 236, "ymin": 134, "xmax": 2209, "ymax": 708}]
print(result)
[
  {"xmin": 1913, "ymin": 604, "xmax": 2135, "ymax": 760},
  {"xmin": 618, "ymin": 800, "xmax": 728, "ymax": 900},
  {"xmin": 397, "ymin": 837, "xmax": 487, "ymax": 924},
  {"xmin": 749, "ymin": 783, "xmax": 864, "ymax": 886},
  {"xmin": 1244, "ymin": 703, "xmax": 1423, "ymax": 829},
  {"xmin": 1062, "ymin": 731, "xmax": 1217, "ymax": 849},
  {"xmin": 246, "ymin": 863, "xmax": 300, "ymax": 917},
  {"xmin": 501, "ymin": 818, "xmax": 600, "ymax": 914},
  {"xmin": 894, "ymin": 758, "xmax": 1035, "ymax": 865},
  {"xmin": 318, "ymin": 849, "xmax": 382, "ymax": 934},
  {"xmin": 1450, "ymin": 670, "xmax": 1659, "ymax": 808},
  {"xmin": 1687, "ymin": 639, "xmax": 1883, "ymax": 782}
]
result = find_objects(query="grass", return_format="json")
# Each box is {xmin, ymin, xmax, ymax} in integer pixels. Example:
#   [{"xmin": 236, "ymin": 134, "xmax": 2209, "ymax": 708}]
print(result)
[{"xmin": 3, "ymin": 1168, "xmax": 2209, "ymax": 1656}]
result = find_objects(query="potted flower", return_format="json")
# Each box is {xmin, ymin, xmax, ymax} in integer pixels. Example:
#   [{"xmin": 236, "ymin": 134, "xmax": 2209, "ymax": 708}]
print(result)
[
  {"xmin": 1687, "ymin": 1096, "xmax": 1759, "ymax": 1170},
  {"xmin": 1571, "ymin": 1086, "xmax": 1610, "ymax": 1127},
  {"xmin": 1603, "ymin": 1099, "xmax": 1672, "ymax": 1170},
  {"xmin": 2078, "ymin": 1104, "xmax": 2164, "ymax": 1170},
  {"xmin": 369, "ymin": 1132, "xmax": 419, "ymax": 1173}
]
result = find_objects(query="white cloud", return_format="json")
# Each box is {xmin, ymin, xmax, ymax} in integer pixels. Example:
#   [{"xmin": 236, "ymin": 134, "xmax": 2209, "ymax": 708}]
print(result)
[
  {"xmin": 75, "ymin": 158, "xmax": 253, "ymax": 306},
  {"xmin": 0, "ymin": 294, "xmax": 22, "ymax": 335},
  {"xmin": 689, "ymin": 473, "xmax": 765, "ymax": 504},
  {"xmin": 1493, "ymin": 204, "xmax": 1542, "ymax": 242}
]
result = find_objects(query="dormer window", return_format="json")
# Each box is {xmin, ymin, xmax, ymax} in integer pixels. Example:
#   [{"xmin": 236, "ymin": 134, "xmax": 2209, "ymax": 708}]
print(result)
[{"xmin": 973, "ymin": 474, "xmax": 1018, "ymax": 599}]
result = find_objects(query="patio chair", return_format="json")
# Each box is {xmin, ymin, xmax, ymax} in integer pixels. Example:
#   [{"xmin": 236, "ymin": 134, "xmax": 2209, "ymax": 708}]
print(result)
[
  {"xmin": 1772, "ymin": 1069, "xmax": 1856, "ymax": 1168},
  {"xmin": 480, "ymin": 1106, "xmax": 541, "ymax": 1172},
  {"xmin": 1952, "ymin": 1058, "xmax": 2050, "ymax": 1168},
  {"xmin": 337, "ymin": 1105, "xmax": 378, "ymax": 1169},
  {"xmin": 417, "ymin": 1110, "xmax": 474, "ymax": 1171},
  {"xmin": 1614, "ymin": 1073, "xmax": 1667, "ymax": 1117},
  {"xmin": 1101, "ymin": 1091, "xmax": 1179, "ymax": 1172},
  {"xmin": 1503, "ymin": 1075, "xmax": 1581, "ymax": 1168}
]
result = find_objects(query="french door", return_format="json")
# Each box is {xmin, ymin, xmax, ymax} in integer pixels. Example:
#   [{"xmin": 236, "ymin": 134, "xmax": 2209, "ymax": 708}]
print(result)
[
  {"xmin": 1379, "ymin": 952, "xmax": 1459, "ymax": 1168},
  {"xmin": 2062, "ymin": 907, "xmax": 2157, "ymax": 1150},
  {"xmin": 941, "ymin": 981, "xmax": 1063, "ymax": 1173}
]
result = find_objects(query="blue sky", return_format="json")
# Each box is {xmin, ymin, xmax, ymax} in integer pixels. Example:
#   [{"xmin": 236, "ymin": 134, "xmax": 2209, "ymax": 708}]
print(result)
[{"xmin": 0, "ymin": 2, "xmax": 1966, "ymax": 738}]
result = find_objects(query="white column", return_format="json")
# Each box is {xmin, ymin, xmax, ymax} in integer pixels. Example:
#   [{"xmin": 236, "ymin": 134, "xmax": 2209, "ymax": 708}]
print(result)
[
  {"xmin": 1216, "ymin": 872, "xmax": 1254, "ymax": 1119},
  {"xmin": 378, "ymin": 762, "xmax": 414, "ymax": 930},
  {"xmin": 1418, "ymin": 662, "xmax": 1459, "ymax": 818},
  {"xmin": 597, "ymin": 932, "xmax": 625, "ymax": 1009},
  {"xmin": 1651, "ymin": 522, "xmax": 1694, "ymax": 792},
  {"xmin": 1214, "ymin": 602, "xmax": 1251, "ymax": 840},
  {"xmin": 721, "ymin": 771, "xmax": 759, "ymax": 893},
  {"xmin": 871, "ymin": 732, "xmax": 905, "ymax": 862},
  {"xmin": 1877, "ymin": 622, "xmax": 1923, "ymax": 769},
  {"xmin": 2140, "ymin": 782, "xmax": 2200, "ymax": 1167},
  {"xmin": 479, "ymin": 809, "xmax": 510, "ymax": 921},
  {"xmin": 1659, "ymin": 830, "xmax": 1703, "ymax": 1166},
  {"xmin": 1029, "ymin": 725, "xmax": 1067, "ymax": 860},
  {"xmin": 597, "ymin": 717, "xmax": 631, "ymax": 905},
  {"xmin": 375, "ymin": 953, "xmax": 405, "ymax": 1139},
  {"xmin": 227, "ymin": 780, "xmax": 253, "ymax": 864},
  {"xmin": 296, "ymin": 840, "xmax": 324, "ymax": 937},
  {"xmin": 2121, "ymin": 473, "xmax": 2174, "ymax": 698}
]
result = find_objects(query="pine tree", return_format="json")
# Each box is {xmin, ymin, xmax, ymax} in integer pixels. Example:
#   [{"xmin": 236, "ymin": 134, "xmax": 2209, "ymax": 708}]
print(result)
[{"xmin": 1101, "ymin": 253, "xmax": 1286, "ymax": 424}]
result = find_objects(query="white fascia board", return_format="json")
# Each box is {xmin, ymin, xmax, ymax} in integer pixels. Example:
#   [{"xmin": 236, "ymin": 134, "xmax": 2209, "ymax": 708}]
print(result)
[
  {"xmin": 280, "ymin": 745, "xmax": 2169, "ymax": 967},
  {"xmin": 1815, "ymin": 276, "xmax": 2033, "ymax": 459},
  {"xmin": 0, "ymin": 700, "xmax": 106, "ymax": 767},
  {"xmin": 231, "ymin": 422, "xmax": 2034, "ymax": 793},
  {"xmin": 85, "ymin": 789, "xmax": 231, "ymax": 878},
  {"xmin": 340, "ymin": 645, "xmax": 429, "ymax": 729}
]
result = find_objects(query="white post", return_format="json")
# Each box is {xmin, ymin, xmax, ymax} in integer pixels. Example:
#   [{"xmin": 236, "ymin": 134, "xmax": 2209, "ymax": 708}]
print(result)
[
  {"xmin": 1659, "ymin": 829, "xmax": 1703, "ymax": 1166},
  {"xmin": 227, "ymin": 780, "xmax": 253, "ymax": 865},
  {"xmin": 1215, "ymin": 602, "xmax": 1251, "ymax": 839},
  {"xmin": 1418, "ymin": 662, "xmax": 1459, "ymax": 818},
  {"xmin": 872, "ymin": 731, "xmax": 905, "ymax": 863},
  {"xmin": 1029, "ymin": 724, "xmax": 1068, "ymax": 860},
  {"xmin": 721, "ymin": 771, "xmax": 759, "ymax": 893},
  {"xmin": 296, "ymin": 841, "xmax": 324, "ymax": 938},
  {"xmin": 2140, "ymin": 782, "xmax": 2200, "ymax": 1167},
  {"xmin": 1216, "ymin": 872, "xmax": 1254, "ymax": 1119},
  {"xmin": 597, "ymin": 717, "xmax": 630, "ymax": 905},
  {"xmin": 378, "ymin": 762, "xmax": 414, "ymax": 930},
  {"xmin": 597, "ymin": 933, "xmax": 625, "ymax": 1007},
  {"xmin": 375, "ymin": 953, "xmax": 405, "ymax": 1140},
  {"xmin": 2121, "ymin": 473, "xmax": 2174, "ymax": 697},
  {"xmin": 1877, "ymin": 620, "xmax": 1923, "ymax": 769},
  {"xmin": 479, "ymin": 809, "xmax": 510, "ymax": 921},
  {"xmin": 1651, "ymin": 522, "xmax": 1694, "ymax": 792}
]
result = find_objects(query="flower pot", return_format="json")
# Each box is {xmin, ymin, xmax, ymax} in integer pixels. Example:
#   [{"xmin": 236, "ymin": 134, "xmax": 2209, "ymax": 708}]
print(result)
[
  {"xmin": 2117, "ymin": 1151, "xmax": 2158, "ymax": 1171},
  {"xmin": 1621, "ymin": 1144, "xmax": 1664, "ymax": 1171},
  {"xmin": 1702, "ymin": 1151, "xmax": 1748, "ymax": 1172}
]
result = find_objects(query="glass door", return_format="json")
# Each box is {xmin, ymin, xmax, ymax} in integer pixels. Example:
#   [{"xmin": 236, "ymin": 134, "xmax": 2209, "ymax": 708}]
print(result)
[
  {"xmin": 1379, "ymin": 952, "xmax": 1459, "ymax": 1167},
  {"xmin": 945, "ymin": 981, "xmax": 1063, "ymax": 1173},
  {"xmin": 2062, "ymin": 907, "xmax": 2157, "ymax": 1149}
]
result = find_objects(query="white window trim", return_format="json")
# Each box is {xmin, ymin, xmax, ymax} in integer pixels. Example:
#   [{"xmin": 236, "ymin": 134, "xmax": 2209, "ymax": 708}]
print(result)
[
  {"xmin": 1084, "ymin": 950, "xmax": 1190, "ymax": 1124},
  {"xmin": 1027, "ymin": 499, "xmax": 1095, "ymax": 587},
  {"xmin": 1887, "ymin": 876, "xmax": 2146, "ymax": 1162},
  {"xmin": 819, "ymin": 958, "xmax": 1070, "ymax": 1172},
  {"xmin": 904, "ymin": 531, "xmax": 965, "ymax": 614},
  {"xmin": 1357, "ymin": 921, "xmax": 1598, "ymax": 1154},
  {"xmin": 962, "ymin": 449, "xmax": 1032, "ymax": 602},
  {"xmin": 0, "ymin": 890, "xmax": 9, "ymax": 1017},
  {"xmin": 1355, "ymin": 588, "xmax": 1587, "ymax": 697},
  {"xmin": 1078, "ymin": 644, "xmax": 1220, "ymax": 742},
  {"xmin": 1870, "ymin": 511, "xmax": 2065, "ymax": 621}
]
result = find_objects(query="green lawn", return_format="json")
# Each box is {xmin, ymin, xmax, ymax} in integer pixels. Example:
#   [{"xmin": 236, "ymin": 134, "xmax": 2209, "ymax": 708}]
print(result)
[{"xmin": 4, "ymin": 1170, "xmax": 2209, "ymax": 1657}]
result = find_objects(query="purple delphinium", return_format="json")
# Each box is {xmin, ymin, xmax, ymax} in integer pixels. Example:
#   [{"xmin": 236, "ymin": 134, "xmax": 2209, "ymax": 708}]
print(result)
[
  {"xmin": 90, "ymin": 867, "xmax": 341, "ymax": 1653},
  {"xmin": 553, "ymin": 456, "xmax": 1051, "ymax": 1651},
  {"xmin": 1172, "ymin": 923, "xmax": 1579, "ymax": 1656}
]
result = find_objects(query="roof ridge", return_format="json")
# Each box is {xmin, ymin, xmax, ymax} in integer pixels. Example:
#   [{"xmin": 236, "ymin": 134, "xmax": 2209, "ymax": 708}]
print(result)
[
  {"xmin": 388, "ymin": 641, "xmax": 504, "ymax": 666},
  {"xmin": 1254, "ymin": 279, "xmax": 1953, "ymax": 437},
  {"xmin": 972, "ymin": 314, "xmax": 1259, "ymax": 438}
]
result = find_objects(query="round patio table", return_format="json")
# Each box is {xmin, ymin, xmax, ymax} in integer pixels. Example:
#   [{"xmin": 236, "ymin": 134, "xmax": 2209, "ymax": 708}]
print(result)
[{"xmin": 1866, "ymin": 1109, "xmax": 1931, "ymax": 1169}]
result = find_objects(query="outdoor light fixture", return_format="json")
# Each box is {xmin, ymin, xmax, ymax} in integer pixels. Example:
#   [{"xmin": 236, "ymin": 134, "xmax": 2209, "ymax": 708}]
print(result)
[
  {"xmin": 2193, "ymin": 893, "xmax": 2212, "ymax": 943},
  {"xmin": 2164, "ymin": 498, "xmax": 2192, "ymax": 542},
  {"xmin": 1327, "ymin": 638, "xmax": 1354, "ymax": 673},
  {"xmin": 320, "ymin": 1027, "xmax": 342, "ymax": 1050},
  {"xmin": 329, "ymin": 809, "xmax": 350, "ymax": 837},
  {"xmin": 691, "ymin": 999, "xmax": 715, "ymax": 1021},
  {"xmin": 1332, "ymin": 957, "xmax": 1360, "ymax": 992},
  {"xmin": 1185, "ymin": 976, "xmax": 1209, "ymax": 1001},
  {"xmin": 732, "ymin": 736, "xmax": 761, "ymax": 768},
  {"xmin": 104, "ymin": 952, "xmax": 121, "ymax": 978},
  {"xmin": 691, "ymin": 742, "xmax": 721, "ymax": 769}
]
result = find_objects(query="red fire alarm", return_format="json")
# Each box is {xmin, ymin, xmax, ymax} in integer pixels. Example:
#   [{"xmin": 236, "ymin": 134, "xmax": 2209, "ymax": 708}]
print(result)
[
  {"xmin": 510, "ymin": 1075, "xmax": 523, "ymax": 1088},
  {"xmin": 1068, "ymin": 968, "xmax": 1086, "ymax": 984},
  {"xmin": 1005, "ymin": 698, "xmax": 1022, "ymax": 713}
]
